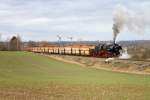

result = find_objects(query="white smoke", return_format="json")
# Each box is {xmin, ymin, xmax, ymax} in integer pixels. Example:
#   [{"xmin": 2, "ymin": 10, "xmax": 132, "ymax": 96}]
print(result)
[
  {"xmin": 113, "ymin": 5, "xmax": 150, "ymax": 42},
  {"xmin": 119, "ymin": 48, "xmax": 131, "ymax": 59},
  {"xmin": 127, "ymin": 14, "xmax": 150, "ymax": 34},
  {"xmin": 113, "ymin": 5, "xmax": 128, "ymax": 43}
]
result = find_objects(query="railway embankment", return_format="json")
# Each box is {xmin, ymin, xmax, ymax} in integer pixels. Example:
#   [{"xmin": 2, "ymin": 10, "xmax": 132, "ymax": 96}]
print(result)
[{"xmin": 41, "ymin": 54, "xmax": 150, "ymax": 75}]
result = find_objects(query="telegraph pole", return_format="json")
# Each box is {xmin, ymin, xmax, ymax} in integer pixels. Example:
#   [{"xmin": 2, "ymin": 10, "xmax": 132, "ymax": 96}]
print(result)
[
  {"xmin": 57, "ymin": 35, "xmax": 62, "ymax": 47},
  {"xmin": 67, "ymin": 36, "xmax": 73, "ymax": 45},
  {"xmin": 57, "ymin": 35, "xmax": 62, "ymax": 54}
]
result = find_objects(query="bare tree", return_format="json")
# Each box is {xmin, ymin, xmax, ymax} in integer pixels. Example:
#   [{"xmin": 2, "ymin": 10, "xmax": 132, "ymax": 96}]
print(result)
[{"xmin": 9, "ymin": 36, "xmax": 22, "ymax": 51}]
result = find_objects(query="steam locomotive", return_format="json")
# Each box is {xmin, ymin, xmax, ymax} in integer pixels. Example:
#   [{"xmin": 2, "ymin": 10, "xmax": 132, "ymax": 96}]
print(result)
[
  {"xmin": 91, "ymin": 43, "xmax": 122, "ymax": 58},
  {"xmin": 28, "ymin": 43, "xmax": 122, "ymax": 58}
]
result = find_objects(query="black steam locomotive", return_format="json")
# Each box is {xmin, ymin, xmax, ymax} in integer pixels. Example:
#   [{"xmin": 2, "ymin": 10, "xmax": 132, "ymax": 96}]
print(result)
[{"xmin": 91, "ymin": 43, "xmax": 122, "ymax": 58}]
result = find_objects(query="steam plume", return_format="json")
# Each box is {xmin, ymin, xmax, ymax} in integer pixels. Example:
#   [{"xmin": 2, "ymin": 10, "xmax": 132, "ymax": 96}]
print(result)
[
  {"xmin": 113, "ymin": 5, "xmax": 127, "ymax": 43},
  {"xmin": 112, "ymin": 5, "xmax": 150, "ymax": 43},
  {"xmin": 119, "ymin": 48, "xmax": 131, "ymax": 59}
]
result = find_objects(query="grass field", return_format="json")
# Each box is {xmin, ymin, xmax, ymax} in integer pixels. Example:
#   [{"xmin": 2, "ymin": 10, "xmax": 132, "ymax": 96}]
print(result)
[{"xmin": 0, "ymin": 51, "xmax": 150, "ymax": 100}]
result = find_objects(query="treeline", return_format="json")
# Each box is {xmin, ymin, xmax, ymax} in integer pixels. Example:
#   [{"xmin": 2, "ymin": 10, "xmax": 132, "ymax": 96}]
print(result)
[
  {"xmin": 0, "ymin": 36, "xmax": 150, "ymax": 60},
  {"xmin": 128, "ymin": 45, "xmax": 150, "ymax": 60},
  {"xmin": 0, "ymin": 36, "xmax": 57, "ymax": 51},
  {"xmin": 0, "ymin": 36, "xmax": 21, "ymax": 51}
]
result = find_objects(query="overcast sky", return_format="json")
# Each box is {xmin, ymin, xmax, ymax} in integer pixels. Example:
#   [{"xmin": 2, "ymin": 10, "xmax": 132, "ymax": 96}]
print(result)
[{"xmin": 0, "ymin": 0, "xmax": 150, "ymax": 41}]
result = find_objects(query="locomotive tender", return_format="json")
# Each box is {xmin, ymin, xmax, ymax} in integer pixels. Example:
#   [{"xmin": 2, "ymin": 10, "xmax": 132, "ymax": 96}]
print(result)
[{"xmin": 28, "ymin": 43, "xmax": 122, "ymax": 58}]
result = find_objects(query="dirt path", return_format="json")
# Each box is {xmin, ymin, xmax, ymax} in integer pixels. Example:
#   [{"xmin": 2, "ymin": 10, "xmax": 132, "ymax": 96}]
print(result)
[{"xmin": 41, "ymin": 54, "xmax": 150, "ymax": 75}]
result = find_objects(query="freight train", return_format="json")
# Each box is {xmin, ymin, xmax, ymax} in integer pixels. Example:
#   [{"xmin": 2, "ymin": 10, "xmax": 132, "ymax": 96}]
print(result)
[{"xmin": 28, "ymin": 43, "xmax": 122, "ymax": 58}]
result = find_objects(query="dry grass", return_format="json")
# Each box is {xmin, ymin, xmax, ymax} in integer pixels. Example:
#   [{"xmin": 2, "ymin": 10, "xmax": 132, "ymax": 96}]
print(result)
[
  {"xmin": 0, "ymin": 84, "xmax": 149, "ymax": 100},
  {"xmin": 128, "ymin": 46, "xmax": 150, "ymax": 60},
  {"xmin": 49, "ymin": 54, "xmax": 150, "ymax": 75}
]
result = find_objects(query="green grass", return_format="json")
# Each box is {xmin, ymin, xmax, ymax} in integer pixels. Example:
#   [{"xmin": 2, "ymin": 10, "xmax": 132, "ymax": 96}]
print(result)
[{"xmin": 0, "ymin": 51, "xmax": 150, "ymax": 100}]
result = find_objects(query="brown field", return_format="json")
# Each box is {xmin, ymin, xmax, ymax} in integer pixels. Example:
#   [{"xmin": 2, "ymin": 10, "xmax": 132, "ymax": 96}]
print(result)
[{"xmin": 0, "ymin": 84, "xmax": 149, "ymax": 100}]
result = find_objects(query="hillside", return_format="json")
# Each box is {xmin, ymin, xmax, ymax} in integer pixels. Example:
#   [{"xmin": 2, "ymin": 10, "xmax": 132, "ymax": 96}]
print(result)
[{"xmin": 0, "ymin": 51, "xmax": 150, "ymax": 100}]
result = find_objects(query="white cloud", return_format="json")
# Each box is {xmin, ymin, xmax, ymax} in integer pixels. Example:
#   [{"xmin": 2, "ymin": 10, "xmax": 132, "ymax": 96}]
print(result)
[{"xmin": 0, "ymin": 0, "xmax": 149, "ymax": 41}]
